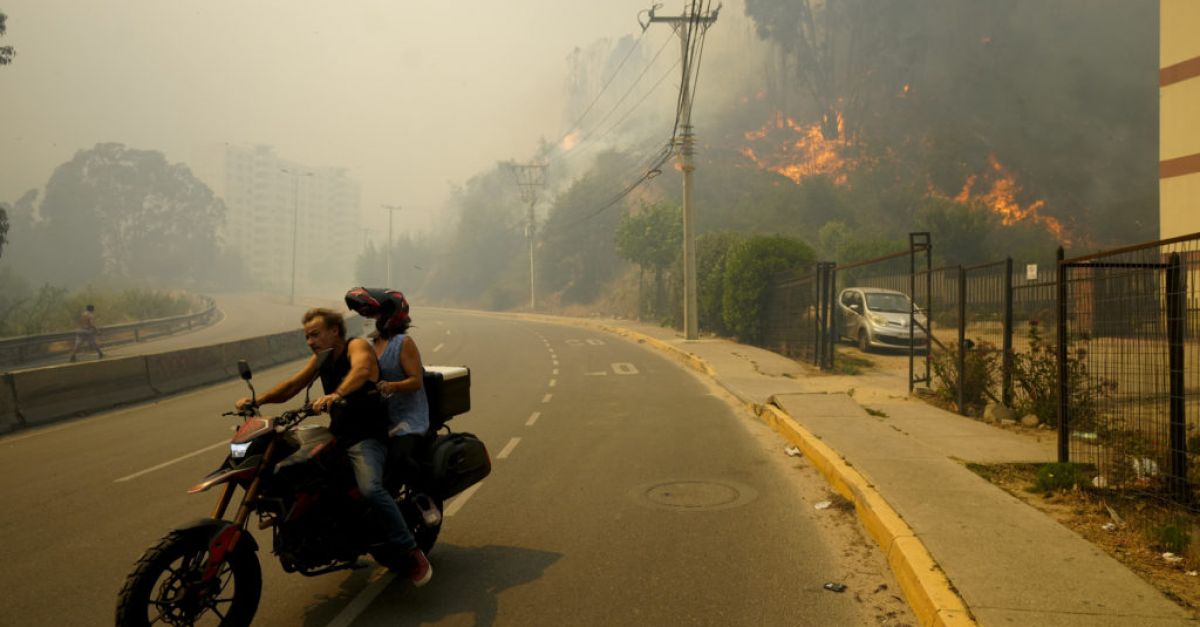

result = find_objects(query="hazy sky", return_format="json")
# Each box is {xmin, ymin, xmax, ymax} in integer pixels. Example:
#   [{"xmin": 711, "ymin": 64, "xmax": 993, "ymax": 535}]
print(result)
[{"xmin": 1, "ymin": 1, "xmax": 742, "ymax": 238}]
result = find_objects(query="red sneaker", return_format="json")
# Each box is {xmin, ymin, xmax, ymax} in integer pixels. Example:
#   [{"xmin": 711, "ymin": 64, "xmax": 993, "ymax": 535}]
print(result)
[{"xmin": 408, "ymin": 548, "xmax": 432, "ymax": 587}]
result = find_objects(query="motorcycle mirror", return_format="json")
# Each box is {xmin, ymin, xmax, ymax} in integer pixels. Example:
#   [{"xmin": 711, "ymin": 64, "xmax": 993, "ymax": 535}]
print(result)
[{"xmin": 237, "ymin": 360, "xmax": 253, "ymax": 381}]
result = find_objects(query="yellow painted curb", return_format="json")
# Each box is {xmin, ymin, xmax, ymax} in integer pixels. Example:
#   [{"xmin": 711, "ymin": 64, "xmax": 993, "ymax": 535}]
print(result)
[{"xmin": 436, "ymin": 309, "xmax": 975, "ymax": 626}]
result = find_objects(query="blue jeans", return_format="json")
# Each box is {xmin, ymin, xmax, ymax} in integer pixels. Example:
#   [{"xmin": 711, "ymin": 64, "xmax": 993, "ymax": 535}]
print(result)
[{"xmin": 345, "ymin": 438, "xmax": 416, "ymax": 551}]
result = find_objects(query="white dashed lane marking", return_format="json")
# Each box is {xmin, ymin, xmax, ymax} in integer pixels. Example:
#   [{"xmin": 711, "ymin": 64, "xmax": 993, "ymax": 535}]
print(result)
[
  {"xmin": 526, "ymin": 411, "xmax": 541, "ymax": 426},
  {"xmin": 549, "ymin": 379, "xmax": 556, "ymax": 387},
  {"xmin": 542, "ymin": 393, "xmax": 553, "ymax": 403},
  {"xmin": 445, "ymin": 482, "xmax": 483, "ymax": 517},
  {"xmin": 496, "ymin": 437, "xmax": 521, "ymax": 459},
  {"xmin": 115, "ymin": 440, "xmax": 229, "ymax": 483},
  {"xmin": 432, "ymin": 343, "xmax": 444, "ymax": 353}
]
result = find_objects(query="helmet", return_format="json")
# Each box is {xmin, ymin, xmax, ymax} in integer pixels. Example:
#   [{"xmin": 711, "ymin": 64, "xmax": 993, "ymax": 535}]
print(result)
[{"xmin": 344, "ymin": 287, "xmax": 410, "ymax": 335}]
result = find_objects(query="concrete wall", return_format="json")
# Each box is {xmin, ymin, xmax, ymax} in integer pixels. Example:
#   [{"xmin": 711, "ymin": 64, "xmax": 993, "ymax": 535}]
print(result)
[
  {"xmin": 1160, "ymin": 0, "xmax": 1200, "ymax": 238},
  {"xmin": 0, "ymin": 329, "xmax": 312, "ymax": 435}
]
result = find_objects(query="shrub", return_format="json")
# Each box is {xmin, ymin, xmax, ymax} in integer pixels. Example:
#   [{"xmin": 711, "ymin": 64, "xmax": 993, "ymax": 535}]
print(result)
[
  {"xmin": 720, "ymin": 235, "xmax": 814, "ymax": 343},
  {"xmin": 1147, "ymin": 517, "xmax": 1193, "ymax": 555},
  {"xmin": 1031, "ymin": 462, "xmax": 1087, "ymax": 492},
  {"xmin": 1010, "ymin": 321, "xmax": 1116, "ymax": 429},
  {"xmin": 930, "ymin": 339, "xmax": 1000, "ymax": 415}
]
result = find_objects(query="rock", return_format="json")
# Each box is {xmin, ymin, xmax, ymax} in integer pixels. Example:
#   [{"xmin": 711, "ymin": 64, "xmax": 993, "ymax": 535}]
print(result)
[
  {"xmin": 1021, "ymin": 414, "xmax": 1041, "ymax": 427},
  {"xmin": 983, "ymin": 403, "xmax": 1015, "ymax": 423}
]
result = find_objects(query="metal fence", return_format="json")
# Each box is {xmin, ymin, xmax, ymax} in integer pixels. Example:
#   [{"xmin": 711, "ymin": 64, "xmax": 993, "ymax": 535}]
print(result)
[
  {"xmin": 1059, "ymin": 234, "xmax": 1200, "ymax": 509},
  {"xmin": 760, "ymin": 229, "xmax": 1200, "ymax": 510},
  {"xmin": 762, "ymin": 262, "xmax": 835, "ymax": 367},
  {"xmin": 0, "ymin": 297, "xmax": 221, "ymax": 367}
]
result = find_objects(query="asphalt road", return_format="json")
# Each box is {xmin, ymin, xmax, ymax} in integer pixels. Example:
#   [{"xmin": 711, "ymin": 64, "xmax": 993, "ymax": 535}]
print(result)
[{"xmin": 0, "ymin": 309, "xmax": 910, "ymax": 626}]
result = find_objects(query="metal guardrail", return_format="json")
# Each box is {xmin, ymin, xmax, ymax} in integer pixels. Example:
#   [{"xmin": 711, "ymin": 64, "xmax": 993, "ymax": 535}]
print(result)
[{"xmin": 0, "ymin": 296, "xmax": 222, "ymax": 367}]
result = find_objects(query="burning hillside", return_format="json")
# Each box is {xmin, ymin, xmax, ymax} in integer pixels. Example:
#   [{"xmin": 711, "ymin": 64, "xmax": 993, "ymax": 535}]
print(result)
[
  {"xmin": 738, "ymin": 112, "xmax": 857, "ymax": 186},
  {"xmin": 935, "ymin": 155, "xmax": 1069, "ymax": 244}
]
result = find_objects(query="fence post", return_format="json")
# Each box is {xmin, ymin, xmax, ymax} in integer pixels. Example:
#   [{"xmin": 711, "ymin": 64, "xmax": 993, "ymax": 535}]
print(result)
[
  {"xmin": 813, "ymin": 263, "xmax": 824, "ymax": 367},
  {"xmin": 1166, "ymin": 252, "xmax": 1189, "ymax": 501},
  {"xmin": 1002, "ymin": 257, "xmax": 1014, "ymax": 408},
  {"xmin": 1056, "ymin": 246, "xmax": 1069, "ymax": 464},
  {"xmin": 825, "ymin": 265, "xmax": 838, "ymax": 370},
  {"xmin": 957, "ymin": 266, "xmax": 967, "ymax": 415}
]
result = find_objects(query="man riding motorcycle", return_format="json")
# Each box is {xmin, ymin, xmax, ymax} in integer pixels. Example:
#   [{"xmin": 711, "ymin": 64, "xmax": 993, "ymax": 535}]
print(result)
[{"xmin": 234, "ymin": 307, "xmax": 432, "ymax": 586}]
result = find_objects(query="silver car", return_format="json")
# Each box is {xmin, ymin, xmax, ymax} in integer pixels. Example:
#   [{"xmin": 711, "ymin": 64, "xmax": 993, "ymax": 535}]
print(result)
[{"xmin": 837, "ymin": 288, "xmax": 929, "ymax": 352}]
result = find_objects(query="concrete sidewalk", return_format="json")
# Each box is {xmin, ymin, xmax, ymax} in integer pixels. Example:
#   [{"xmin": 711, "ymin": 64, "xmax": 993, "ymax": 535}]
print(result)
[{"xmin": 591, "ymin": 318, "xmax": 1197, "ymax": 626}]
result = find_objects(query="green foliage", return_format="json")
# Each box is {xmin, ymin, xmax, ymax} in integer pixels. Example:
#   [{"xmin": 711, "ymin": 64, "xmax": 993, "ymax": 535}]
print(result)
[
  {"xmin": 930, "ymin": 339, "xmax": 1000, "ymax": 415},
  {"xmin": 916, "ymin": 197, "xmax": 995, "ymax": 265},
  {"xmin": 1031, "ymin": 463, "xmax": 1086, "ymax": 492},
  {"xmin": 721, "ymin": 235, "xmax": 814, "ymax": 342},
  {"xmin": 0, "ymin": 268, "xmax": 196, "ymax": 337},
  {"xmin": 616, "ymin": 202, "xmax": 681, "ymax": 318},
  {"xmin": 1010, "ymin": 321, "xmax": 1116, "ymax": 430},
  {"xmin": 18, "ymin": 143, "xmax": 227, "ymax": 286},
  {"xmin": 0, "ymin": 12, "xmax": 14, "ymax": 66},
  {"xmin": 615, "ymin": 202, "xmax": 681, "ymax": 271},
  {"xmin": 538, "ymin": 151, "xmax": 640, "ymax": 305},
  {"xmin": 423, "ymin": 162, "xmax": 525, "ymax": 306},
  {"xmin": 1146, "ymin": 517, "xmax": 1193, "ymax": 555}
]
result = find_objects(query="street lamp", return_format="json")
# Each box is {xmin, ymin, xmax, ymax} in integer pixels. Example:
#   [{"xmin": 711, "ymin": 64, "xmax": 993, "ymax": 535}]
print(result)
[{"xmin": 281, "ymin": 168, "xmax": 313, "ymax": 305}]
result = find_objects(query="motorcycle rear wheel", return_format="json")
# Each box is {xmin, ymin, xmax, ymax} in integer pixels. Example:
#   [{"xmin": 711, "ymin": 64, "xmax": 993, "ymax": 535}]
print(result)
[{"xmin": 116, "ymin": 529, "xmax": 261, "ymax": 627}]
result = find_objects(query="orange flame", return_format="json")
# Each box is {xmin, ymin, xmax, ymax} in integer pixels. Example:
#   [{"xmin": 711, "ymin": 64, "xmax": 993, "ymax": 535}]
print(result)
[
  {"xmin": 739, "ymin": 112, "xmax": 854, "ymax": 186},
  {"xmin": 561, "ymin": 130, "xmax": 582, "ymax": 151},
  {"xmin": 941, "ymin": 155, "xmax": 1068, "ymax": 244}
]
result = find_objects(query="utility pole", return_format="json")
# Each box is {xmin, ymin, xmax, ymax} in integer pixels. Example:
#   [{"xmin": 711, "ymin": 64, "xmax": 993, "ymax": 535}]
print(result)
[
  {"xmin": 645, "ymin": 2, "xmax": 719, "ymax": 340},
  {"xmin": 512, "ymin": 163, "xmax": 547, "ymax": 309},
  {"xmin": 281, "ymin": 168, "xmax": 313, "ymax": 305},
  {"xmin": 381, "ymin": 204, "xmax": 403, "ymax": 287}
]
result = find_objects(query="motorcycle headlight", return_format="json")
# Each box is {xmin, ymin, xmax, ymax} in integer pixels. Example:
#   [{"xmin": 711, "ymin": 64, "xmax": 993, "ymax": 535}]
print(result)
[{"xmin": 230, "ymin": 442, "xmax": 251, "ymax": 458}]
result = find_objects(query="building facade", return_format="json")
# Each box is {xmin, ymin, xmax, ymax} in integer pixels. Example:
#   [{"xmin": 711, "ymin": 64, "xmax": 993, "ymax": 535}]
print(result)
[
  {"xmin": 200, "ymin": 145, "xmax": 360, "ymax": 294},
  {"xmin": 1161, "ymin": 1, "xmax": 1200, "ymax": 238}
]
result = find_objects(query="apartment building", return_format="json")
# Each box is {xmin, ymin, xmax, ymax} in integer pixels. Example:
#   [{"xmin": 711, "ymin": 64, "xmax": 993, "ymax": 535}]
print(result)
[
  {"xmin": 197, "ymin": 144, "xmax": 360, "ymax": 293},
  {"xmin": 1161, "ymin": 1, "xmax": 1200, "ymax": 238}
]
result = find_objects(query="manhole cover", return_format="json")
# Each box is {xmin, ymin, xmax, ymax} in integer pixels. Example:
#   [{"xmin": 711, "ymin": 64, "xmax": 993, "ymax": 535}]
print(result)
[{"xmin": 631, "ymin": 480, "xmax": 758, "ymax": 512}]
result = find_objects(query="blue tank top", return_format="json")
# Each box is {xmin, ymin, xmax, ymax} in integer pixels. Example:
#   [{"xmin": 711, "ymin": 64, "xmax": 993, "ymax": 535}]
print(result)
[{"xmin": 379, "ymin": 333, "xmax": 430, "ymax": 436}]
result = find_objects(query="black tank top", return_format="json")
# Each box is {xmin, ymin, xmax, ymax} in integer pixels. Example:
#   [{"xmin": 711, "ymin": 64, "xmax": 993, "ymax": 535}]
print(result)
[{"xmin": 318, "ymin": 340, "xmax": 388, "ymax": 446}]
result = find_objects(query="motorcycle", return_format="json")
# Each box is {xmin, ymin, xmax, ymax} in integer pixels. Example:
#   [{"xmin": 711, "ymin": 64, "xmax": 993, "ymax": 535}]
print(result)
[{"xmin": 115, "ymin": 355, "xmax": 489, "ymax": 627}]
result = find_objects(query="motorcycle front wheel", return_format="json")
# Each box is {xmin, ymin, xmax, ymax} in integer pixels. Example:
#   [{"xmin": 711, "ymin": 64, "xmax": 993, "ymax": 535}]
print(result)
[{"xmin": 116, "ymin": 529, "xmax": 261, "ymax": 627}]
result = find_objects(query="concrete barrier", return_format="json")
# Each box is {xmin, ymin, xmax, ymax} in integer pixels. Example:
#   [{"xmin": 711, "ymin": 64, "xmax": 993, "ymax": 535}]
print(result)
[
  {"xmin": 221, "ymin": 337, "xmax": 275, "ymax": 376},
  {"xmin": 146, "ymin": 345, "xmax": 229, "ymax": 395},
  {"xmin": 266, "ymin": 330, "xmax": 310, "ymax": 364},
  {"xmin": 0, "ymin": 374, "xmax": 22, "ymax": 434},
  {"xmin": 11, "ymin": 357, "xmax": 156, "ymax": 426}
]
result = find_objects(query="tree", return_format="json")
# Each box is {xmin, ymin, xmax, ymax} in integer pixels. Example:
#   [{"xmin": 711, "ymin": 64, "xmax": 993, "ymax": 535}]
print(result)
[
  {"xmin": 0, "ymin": 12, "xmax": 15, "ymax": 66},
  {"xmin": 31, "ymin": 143, "xmax": 226, "ymax": 285},
  {"xmin": 423, "ymin": 162, "xmax": 527, "ymax": 308},
  {"xmin": 722, "ymin": 235, "xmax": 815, "ymax": 342},
  {"xmin": 0, "ymin": 206, "xmax": 8, "ymax": 258},
  {"xmin": 540, "ymin": 149, "xmax": 648, "ymax": 305},
  {"xmin": 615, "ymin": 202, "xmax": 681, "ymax": 317}
]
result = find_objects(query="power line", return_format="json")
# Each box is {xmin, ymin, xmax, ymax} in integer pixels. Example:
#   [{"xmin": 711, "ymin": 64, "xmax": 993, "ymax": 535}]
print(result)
[
  {"xmin": 547, "ymin": 32, "xmax": 675, "ymax": 165},
  {"xmin": 542, "ymin": 140, "xmax": 673, "ymax": 237},
  {"xmin": 554, "ymin": 29, "xmax": 649, "ymax": 148},
  {"xmin": 553, "ymin": 57, "xmax": 680, "ymax": 167}
]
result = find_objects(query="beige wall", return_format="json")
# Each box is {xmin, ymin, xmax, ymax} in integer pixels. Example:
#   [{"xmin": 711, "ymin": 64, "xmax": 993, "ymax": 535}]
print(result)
[{"xmin": 1160, "ymin": 0, "xmax": 1200, "ymax": 238}]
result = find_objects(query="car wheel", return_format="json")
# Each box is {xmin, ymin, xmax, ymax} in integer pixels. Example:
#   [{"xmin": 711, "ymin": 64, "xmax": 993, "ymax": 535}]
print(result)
[{"xmin": 858, "ymin": 329, "xmax": 871, "ymax": 353}]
